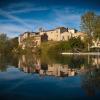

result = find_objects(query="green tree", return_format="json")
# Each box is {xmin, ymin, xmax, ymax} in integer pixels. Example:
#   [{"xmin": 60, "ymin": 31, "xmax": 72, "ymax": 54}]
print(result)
[
  {"xmin": 94, "ymin": 16, "xmax": 100, "ymax": 38},
  {"xmin": 81, "ymin": 11, "xmax": 96, "ymax": 36},
  {"xmin": 8, "ymin": 37, "xmax": 18, "ymax": 53},
  {"xmin": 22, "ymin": 37, "xmax": 36, "ymax": 49},
  {"xmin": 81, "ymin": 11, "xmax": 100, "ymax": 39},
  {"xmin": 0, "ymin": 34, "xmax": 19, "ymax": 55},
  {"xmin": 10, "ymin": 37, "xmax": 18, "ymax": 48},
  {"xmin": 21, "ymin": 37, "xmax": 41, "ymax": 54},
  {"xmin": 0, "ymin": 33, "xmax": 9, "ymax": 54},
  {"xmin": 80, "ymin": 11, "xmax": 100, "ymax": 51},
  {"xmin": 47, "ymin": 41, "xmax": 71, "ymax": 54},
  {"xmin": 68, "ymin": 37, "xmax": 85, "ymax": 52}
]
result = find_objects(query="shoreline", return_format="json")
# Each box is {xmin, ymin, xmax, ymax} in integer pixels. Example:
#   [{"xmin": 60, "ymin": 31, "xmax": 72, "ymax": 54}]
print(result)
[{"xmin": 61, "ymin": 52, "xmax": 100, "ymax": 55}]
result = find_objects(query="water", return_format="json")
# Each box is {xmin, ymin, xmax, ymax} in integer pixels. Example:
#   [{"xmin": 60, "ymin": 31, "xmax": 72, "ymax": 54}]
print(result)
[{"xmin": 0, "ymin": 54, "xmax": 100, "ymax": 100}]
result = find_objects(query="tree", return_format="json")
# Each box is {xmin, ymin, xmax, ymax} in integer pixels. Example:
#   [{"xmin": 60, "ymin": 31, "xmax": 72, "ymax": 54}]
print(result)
[
  {"xmin": 8, "ymin": 37, "xmax": 18, "ymax": 53},
  {"xmin": 81, "ymin": 11, "xmax": 100, "ymax": 39},
  {"xmin": 80, "ymin": 11, "xmax": 96, "ymax": 36},
  {"xmin": 22, "ymin": 37, "xmax": 36, "ymax": 49},
  {"xmin": 22, "ymin": 36, "xmax": 41, "ymax": 54},
  {"xmin": 68, "ymin": 37, "xmax": 85, "ymax": 52},
  {"xmin": 0, "ymin": 33, "xmax": 9, "ymax": 54},
  {"xmin": 0, "ymin": 33, "xmax": 19, "ymax": 55},
  {"xmin": 94, "ymin": 16, "xmax": 100, "ymax": 38},
  {"xmin": 80, "ymin": 11, "xmax": 100, "ymax": 52}
]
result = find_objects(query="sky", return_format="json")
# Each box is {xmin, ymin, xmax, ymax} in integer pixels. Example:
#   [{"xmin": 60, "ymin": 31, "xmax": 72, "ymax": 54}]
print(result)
[{"xmin": 0, "ymin": 0, "xmax": 100, "ymax": 37}]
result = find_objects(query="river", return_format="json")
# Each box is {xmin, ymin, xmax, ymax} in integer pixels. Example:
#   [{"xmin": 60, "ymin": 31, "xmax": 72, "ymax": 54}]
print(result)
[{"xmin": 0, "ymin": 54, "xmax": 100, "ymax": 100}]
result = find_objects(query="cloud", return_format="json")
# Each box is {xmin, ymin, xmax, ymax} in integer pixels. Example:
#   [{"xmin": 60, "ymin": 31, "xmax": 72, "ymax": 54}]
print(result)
[
  {"xmin": 4, "ymin": 2, "xmax": 49, "ymax": 14},
  {"xmin": 0, "ymin": 18, "xmax": 48, "ymax": 37},
  {"xmin": 0, "ymin": 23, "xmax": 30, "ymax": 37},
  {"xmin": 53, "ymin": 8, "xmax": 81, "ymax": 20},
  {"xmin": 6, "ymin": 2, "xmax": 34, "ymax": 10},
  {"xmin": 0, "ymin": 7, "xmax": 82, "ymax": 38},
  {"xmin": 0, "ymin": 9, "xmax": 32, "ymax": 29},
  {"xmin": 8, "ymin": 7, "xmax": 49, "ymax": 14},
  {"xmin": 47, "ymin": 8, "xmax": 81, "ymax": 29},
  {"xmin": 1, "ymin": 5, "xmax": 99, "ymax": 37}
]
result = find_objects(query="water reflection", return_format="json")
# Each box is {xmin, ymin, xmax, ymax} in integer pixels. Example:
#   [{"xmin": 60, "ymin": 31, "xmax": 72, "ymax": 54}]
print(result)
[
  {"xmin": 18, "ymin": 55, "xmax": 100, "ymax": 78},
  {"xmin": 17, "ymin": 54, "xmax": 100, "ymax": 97},
  {"xmin": 0, "ymin": 54, "xmax": 100, "ymax": 99},
  {"xmin": 0, "ymin": 55, "xmax": 18, "ymax": 72},
  {"xmin": 18, "ymin": 55, "xmax": 82, "ymax": 77}
]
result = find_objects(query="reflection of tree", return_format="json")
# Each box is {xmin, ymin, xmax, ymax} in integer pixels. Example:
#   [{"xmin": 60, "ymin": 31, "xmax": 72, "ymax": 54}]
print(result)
[
  {"xmin": 67, "ymin": 56, "xmax": 86, "ymax": 68},
  {"xmin": 18, "ymin": 54, "xmax": 79, "ymax": 77},
  {"xmin": 0, "ymin": 55, "xmax": 18, "ymax": 72},
  {"xmin": 18, "ymin": 54, "xmax": 100, "ymax": 80},
  {"xmin": 81, "ymin": 67, "xmax": 100, "ymax": 96},
  {"xmin": 18, "ymin": 54, "xmax": 39, "ymax": 73},
  {"xmin": 47, "ymin": 54, "xmax": 87, "ymax": 68},
  {"xmin": 0, "ymin": 56, "xmax": 7, "ymax": 71}
]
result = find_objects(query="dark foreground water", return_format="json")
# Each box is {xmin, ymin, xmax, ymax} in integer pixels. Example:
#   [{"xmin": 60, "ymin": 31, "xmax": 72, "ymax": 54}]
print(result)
[{"xmin": 0, "ymin": 54, "xmax": 100, "ymax": 100}]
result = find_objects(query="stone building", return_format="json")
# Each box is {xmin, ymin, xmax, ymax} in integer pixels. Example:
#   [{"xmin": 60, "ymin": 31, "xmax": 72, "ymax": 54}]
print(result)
[
  {"xmin": 18, "ymin": 32, "xmax": 41, "ymax": 49},
  {"xmin": 18, "ymin": 27, "xmax": 86, "ymax": 48},
  {"xmin": 39, "ymin": 27, "xmax": 86, "ymax": 41}
]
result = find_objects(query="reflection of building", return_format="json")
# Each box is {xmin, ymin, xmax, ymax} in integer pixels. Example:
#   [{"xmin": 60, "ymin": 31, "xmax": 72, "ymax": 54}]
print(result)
[
  {"xmin": 18, "ymin": 55, "xmax": 100, "ymax": 97},
  {"xmin": 40, "ymin": 64, "xmax": 77, "ymax": 77},
  {"xmin": 91, "ymin": 56, "xmax": 100, "ymax": 69},
  {"xmin": 18, "ymin": 55, "xmax": 80, "ymax": 77},
  {"xmin": 18, "ymin": 55, "xmax": 100, "ymax": 77},
  {"xmin": 18, "ymin": 55, "xmax": 37, "ymax": 73}
]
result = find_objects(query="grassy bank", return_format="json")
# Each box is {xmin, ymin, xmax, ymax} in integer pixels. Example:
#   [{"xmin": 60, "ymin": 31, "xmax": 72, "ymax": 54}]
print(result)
[
  {"xmin": 40, "ymin": 41, "xmax": 60, "ymax": 55},
  {"xmin": 40, "ymin": 37, "xmax": 87, "ymax": 55}
]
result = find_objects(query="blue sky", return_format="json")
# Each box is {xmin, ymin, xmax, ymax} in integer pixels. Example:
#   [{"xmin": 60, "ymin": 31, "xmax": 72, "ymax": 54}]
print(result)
[{"xmin": 0, "ymin": 0, "xmax": 100, "ymax": 37}]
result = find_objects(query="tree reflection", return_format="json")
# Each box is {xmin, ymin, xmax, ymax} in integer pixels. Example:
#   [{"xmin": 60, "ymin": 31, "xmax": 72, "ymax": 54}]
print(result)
[
  {"xmin": 18, "ymin": 54, "xmax": 100, "ymax": 97},
  {"xmin": 18, "ymin": 54, "xmax": 88, "ymax": 77},
  {"xmin": 81, "ymin": 57, "xmax": 100, "ymax": 96},
  {"xmin": 0, "ymin": 53, "xmax": 100, "ymax": 97},
  {"xmin": 18, "ymin": 54, "xmax": 36, "ymax": 73},
  {"xmin": 0, "ymin": 54, "xmax": 18, "ymax": 72},
  {"xmin": 0, "ymin": 56, "xmax": 7, "ymax": 71}
]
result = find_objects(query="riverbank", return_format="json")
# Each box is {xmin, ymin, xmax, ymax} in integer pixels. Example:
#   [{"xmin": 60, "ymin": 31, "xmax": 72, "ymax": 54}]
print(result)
[{"xmin": 61, "ymin": 52, "xmax": 100, "ymax": 55}]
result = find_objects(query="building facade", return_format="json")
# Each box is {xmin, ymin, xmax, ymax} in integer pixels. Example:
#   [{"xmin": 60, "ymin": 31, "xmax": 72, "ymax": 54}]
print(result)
[
  {"xmin": 18, "ymin": 32, "xmax": 41, "ymax": 49},
  {"xmin": 18, "ymin": 27, "xmax": 86, "ymax": 48},
  {"xmin": 39, "ymin": 27, "xmax": 86, "ymax": 41}
]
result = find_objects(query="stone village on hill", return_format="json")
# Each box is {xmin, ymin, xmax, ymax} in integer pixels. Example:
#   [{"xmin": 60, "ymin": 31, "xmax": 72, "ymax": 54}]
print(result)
[{"xmin": 18, "ymin": 27, "xmax": 87, "ymax": 49}]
